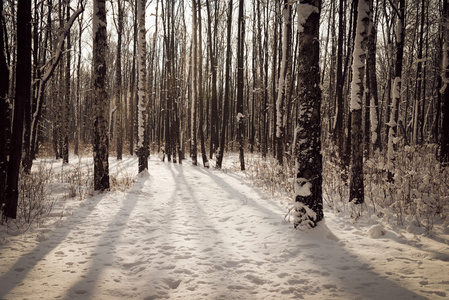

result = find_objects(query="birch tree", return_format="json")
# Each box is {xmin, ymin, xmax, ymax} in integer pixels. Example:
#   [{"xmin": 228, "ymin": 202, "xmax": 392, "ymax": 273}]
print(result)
[
  {"xmin": 137, "ymin": 0, "xmax": 148, "ymax": 172},
  {"xmin": 349, "ymin": 0, "xmax": 371, "ymax": 204},
  {"xmin": 293, "ymin": 0, "xmax": 323, "ymax": 229},
  {"xmin": 276, "ymin": 0, "xmax": 292, "ymax": 166},
  {"xmin": 92, "ymin": 0, "xmax": 109, "ymax": 190}
]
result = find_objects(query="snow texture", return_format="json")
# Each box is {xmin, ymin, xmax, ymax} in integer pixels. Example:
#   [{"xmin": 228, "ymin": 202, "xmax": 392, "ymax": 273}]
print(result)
[
  {"xmin": 350, "ymin": 1, "xmax": 370, "ymax": 112},
  {"xmin": 0, "ymin": 155, "xmax": 448, "ymax": 299},
  {"xmin": 296, "ymin": 3, "xmax": 319, "ymax": 33}
]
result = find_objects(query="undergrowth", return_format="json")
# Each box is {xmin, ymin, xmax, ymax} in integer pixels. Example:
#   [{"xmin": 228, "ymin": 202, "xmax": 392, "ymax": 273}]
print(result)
[{"xmin": 242, "ymin": 144, "xmax": 449, "ymax": 233}]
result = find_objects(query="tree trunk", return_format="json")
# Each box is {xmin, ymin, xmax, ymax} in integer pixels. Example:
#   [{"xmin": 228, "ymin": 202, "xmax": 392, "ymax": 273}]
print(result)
[
  {"xmin": 4, "ymin": 0, "xmax": 32, "ymax": 219},
  {"xmin": 0, "ymin": 0, "xmax": 10, "ymax": 211},
  {"xmin": 191, "ymin": 0, "xmax": 198, "ymax": 166},
  {"xmin": 137, "ymin": 0, "xmax": 148, "ymax": 172},
  {"xmin": 216, "ymin": 0, "xmax": 233, "ymax": 169},
  {"xmin": 237, "ymin": 0, "xmax": 245, "ymax": 171},
  {"xmin": 62, "ymin": 0, "xmax": 70, "ymax": 164},
  {"xmin": 334, "ymin": 0, "xmax": 346, "ymax": 160},
  {"xmin": 93, "ymin": 0, "xmax": 110, "ymax": 190},
  {"xmin": 349, "ymin": 0, "xmax": 371, "ymax": 204},
  {"xmin": 367, "ymin": 0, "xmax": 381, "ymax": 154},
  {"xmin": 387, "ymin": 0, "xmax": 405, "ymax": 174},
  {"xmin": 441, "ymin": 0, "xmax": 449, "ymax": 166},
  {"xmin": 294, "ymin": 0, "xmax": 323, "ymax": 229},
  {"xmin": 115, "ymin": 0, "xmax": 123, "ymax": 160},
  {"xmin": 276, "ymin": 0, "xmax": 292, "ymax": 166},
  {"xmin": 197, "ymin": 0, "xmax": 208, "ymax": 168}
]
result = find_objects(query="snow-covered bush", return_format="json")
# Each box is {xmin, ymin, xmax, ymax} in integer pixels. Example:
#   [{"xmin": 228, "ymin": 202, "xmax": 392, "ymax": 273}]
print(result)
[{"xmin": 323, "ymin": 143, "xmax": 449, "ymax": 233}]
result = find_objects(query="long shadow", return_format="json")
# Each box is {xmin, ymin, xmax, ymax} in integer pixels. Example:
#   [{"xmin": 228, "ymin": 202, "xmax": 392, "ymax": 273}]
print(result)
[
  {"xmin": 180, "ymin": 163, "xmax": 428, "ymax": 299},
  {"xmin": 63, "ymin": 173, "xmax": 147, "ymax": 299},
  {"xmin": 0, "ymin": 193, "xmax": 107, "ymax": 298}
]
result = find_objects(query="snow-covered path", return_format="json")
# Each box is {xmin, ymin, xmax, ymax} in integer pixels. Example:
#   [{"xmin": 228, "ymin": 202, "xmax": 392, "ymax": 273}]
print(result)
[{"xmin": 0, "ymin": 156, "xmax": 447, "ymax": 299}]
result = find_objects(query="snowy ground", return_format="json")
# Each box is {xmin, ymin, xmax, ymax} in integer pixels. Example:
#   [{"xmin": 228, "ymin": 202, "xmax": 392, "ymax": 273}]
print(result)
[{"xmin": 1, "ymin": 155, "xmax": 449, "ymax": 299}]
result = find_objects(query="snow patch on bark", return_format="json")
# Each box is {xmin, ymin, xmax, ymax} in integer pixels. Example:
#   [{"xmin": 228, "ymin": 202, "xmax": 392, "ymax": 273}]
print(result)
[{"xmin": 296, "ymin": 3, "xmax": 318, "ymax": 33}]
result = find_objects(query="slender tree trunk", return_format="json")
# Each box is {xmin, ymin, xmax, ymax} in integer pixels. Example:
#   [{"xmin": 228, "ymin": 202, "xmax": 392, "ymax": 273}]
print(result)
[
  {"xmin": 191, "ymin": 0, "xmax": 198, "ymax": 166},
  {"xmin": 441, "ymin": 0, "xmax": 449, "ymax": 165},
  {"xmin": 62, "ymin": 0, "xmax": 70, "ymax": 164},
  {"xmin": 197, "ymin": 0, "xmax": 208, "ymax": 167},
  {"xmin": 237, "ymin": 0, "xmax": 245, "ymax": 171},
  {"xmin": 367, "ymin": 0, "xmax": 381, "ymax": 154},
  {"xmin": 387, "ymin": 0, "xmax": 405, "ymax": 175},
  {"xmin": 0, "ymin": 0, "xmax": 10, "ymax": 211},
  {"xmin": 137, "ymin": 0, "xmax": 148, "ymax": 172},
  {"xmin": 276, "ymin": 0, "xmax": 291, "ymax": 166},
  {"xmin": 206, "ymin": 0, "xmax": 218, "ymax": 159},
  {"xmin": 294, "ymin": 0, "xmax": 323, "ymax": 229},
  {"xmin": 216, "ymin": 0, "xmax": 233, "ymax": 169},
  {"xmin": 115, "ymin": 0, "xmax": 123, "ymax": 160},
  {"xmin": 129, "ymin": 0, "xmax": 137, "ymax": 156},
  {"xmin": 334, "ymin": 0, "xmax": 346, "ymax": 160}
]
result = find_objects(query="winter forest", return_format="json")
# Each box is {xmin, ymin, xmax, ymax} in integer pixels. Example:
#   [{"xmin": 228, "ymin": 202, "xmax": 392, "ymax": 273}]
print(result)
[{"xmin": 1, "ymin": 0, "xmax": 449, "ymax": 299}]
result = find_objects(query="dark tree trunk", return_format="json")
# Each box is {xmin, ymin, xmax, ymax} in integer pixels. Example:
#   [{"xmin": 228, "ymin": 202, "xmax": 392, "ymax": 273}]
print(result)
[
  {"xmin": 294, "ymin": 0, "xmax": 323, "ymax": 229},
  {"xmin": 115, "ymin": 0, "xmax": 123, "ymax": 160},
  {"xmin": 137, "ymin": 0, "xmax": 148, "ymax": 172},
  {"xmin": 93, "ymin": 0, "xmax": 110, "ymax": 190},
  {"xmin": 441, "ymin": 0, "xmax": 449, "ymax": 165},
  {"xmin": 237, "ymin": 0, "xmax": 245, "ymax": 171},
  {"xmin": 217, "ymin": 0, "xmax": 233, "ymax": 169},
  {"xmin": 4, "ymin": 0, "xmax": 32, "ymax": 219},
  {"xmin": 0, "ymin": 0, "xmax": 10, "ymax": 211}
]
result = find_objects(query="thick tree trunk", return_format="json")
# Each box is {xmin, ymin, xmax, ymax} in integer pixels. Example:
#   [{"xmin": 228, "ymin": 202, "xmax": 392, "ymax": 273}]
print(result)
[
  {"xmin": 294, "ymin": 0, "xmax": 323, "ymax": 229},
  {"xmin": 4, "ymin": 0, "xmax": 32, "ymax": 219},
  {"xmin": 93, "ymin": 0, "xmax": 110, "ymax": 190},
  {"xmin": 349, "ymin": 0, "xmax": 371, "ymax": 204}
]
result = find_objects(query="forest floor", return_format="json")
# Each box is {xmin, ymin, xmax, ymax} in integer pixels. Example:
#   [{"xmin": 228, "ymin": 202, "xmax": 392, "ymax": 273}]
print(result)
[{"xmin": 1, "ymin": 154, "xmax": 449, "ymax": 299}]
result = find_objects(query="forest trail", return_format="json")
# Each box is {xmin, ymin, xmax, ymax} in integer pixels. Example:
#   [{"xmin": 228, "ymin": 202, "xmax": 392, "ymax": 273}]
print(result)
[{"xmin": 0, "ymin": 156, "xmax": 446, "ymax": 299}]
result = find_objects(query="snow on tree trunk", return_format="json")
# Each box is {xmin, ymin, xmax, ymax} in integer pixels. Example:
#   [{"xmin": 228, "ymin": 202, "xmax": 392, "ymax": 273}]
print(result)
[
  {"xmin": 293, "ymin": 0, "xmax": 323, "ymax": 229},
  {"xmin": 93, "ymin": 0, "xmax": 110, "ymax": 191},
  {"xmin": 137, "ymin": 0, "xmax": 148, "ymax": 173},
  {"xmin": 366, "ymin": 2, "xmax": 381, "ymax": 154},
  {"xmin": 349, "ymin": 0, "xmax": 371, "ymax": 204},
  {"xmin": 387, "ymin": 0, "xmax": 405, "ymax": 174}
]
